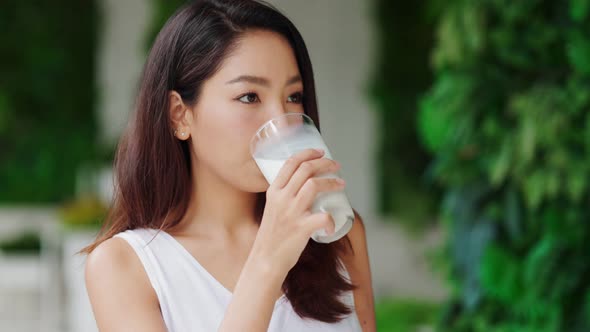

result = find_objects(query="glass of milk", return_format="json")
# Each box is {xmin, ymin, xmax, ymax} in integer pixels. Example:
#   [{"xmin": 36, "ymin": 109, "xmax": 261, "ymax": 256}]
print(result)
[{"xmin": 250, "ymin": 112, "xmax": 354, "ymax": 243}]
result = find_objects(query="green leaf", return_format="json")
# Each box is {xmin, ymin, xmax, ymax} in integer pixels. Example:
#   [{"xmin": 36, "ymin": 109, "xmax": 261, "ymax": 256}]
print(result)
[
  {"xmin": 523, "ymin": 236, "xmax": 555, "ymax": 287},
  {"xmin": 545, "ymin": 170, "xmax": 561, "ymax": 199},
  {"xmin": 480, "ymin": 245, "xmax": 523, "ymax": 303},
  {"xmin": 567, "ymin": 167, "xmax": 587, "ymax": 202},
  {"xmin": 520, "ymin": 117, "xmax": 537, "ymax": 164},
  {"xmin": 570, "ymin": 0, "xmax": 590, "ymax": 22},
  {"xmin": 504, "ymin": 188, "xmax": 523, "ymax": 241},
  {"xmin": 523, "ymin": 170, "xmax": 546, "ymax": 209},
  {"xmin": 567, "ymin": 31, "xmax": 590, "ymax": 75},
  {"xmin": 490, "ymin": 139, "xmax": 512, "ymax": 185},
  {"xmin": 419, "ymin": 94, "xmax": 455, "ymax": 153}
]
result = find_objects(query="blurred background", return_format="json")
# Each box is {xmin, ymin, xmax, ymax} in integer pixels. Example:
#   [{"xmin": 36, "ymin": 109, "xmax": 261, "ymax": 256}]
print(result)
[{"xmin": 1, "ymin": 0, "xmax": 589, "ymax": 331}]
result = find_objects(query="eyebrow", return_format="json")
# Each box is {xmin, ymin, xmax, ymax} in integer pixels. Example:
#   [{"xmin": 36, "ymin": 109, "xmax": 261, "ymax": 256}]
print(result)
[{"xmin": 225, "ymin": 75, "xmax": 302, "ymax": 87}]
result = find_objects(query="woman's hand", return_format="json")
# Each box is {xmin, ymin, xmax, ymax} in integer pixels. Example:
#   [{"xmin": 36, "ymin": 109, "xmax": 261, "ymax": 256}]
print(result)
[
  {"xmin": 250, "ymin": 148, "xmax": 345, "ymax": 277},
  {"xmin": 220, "ymin": 148, "xmax": 345, "ymax": 332}
]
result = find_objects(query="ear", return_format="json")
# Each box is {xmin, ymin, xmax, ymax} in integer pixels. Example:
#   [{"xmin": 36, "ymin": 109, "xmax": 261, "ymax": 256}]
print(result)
[{"xmin": 168, "ymin": 91, "xmax": 193, "ymax": 140}]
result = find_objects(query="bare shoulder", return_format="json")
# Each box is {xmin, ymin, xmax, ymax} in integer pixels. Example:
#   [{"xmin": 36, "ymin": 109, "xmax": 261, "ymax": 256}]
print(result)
[
  {"xmin": 85, "ymin": 236, "xmax": 167, "ymax": 331},
  {"xmin": 86, "ymin": 236, "xmax": 133, "ymax": 268},
  {"xmin": 85, "ymin": 236, "xmax": 145, "ymax": 288}
]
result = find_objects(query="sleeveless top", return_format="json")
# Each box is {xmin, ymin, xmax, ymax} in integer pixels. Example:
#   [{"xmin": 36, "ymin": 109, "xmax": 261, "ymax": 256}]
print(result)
[{"xmin": 114, "ymin": 228, "xmax": 362, "ymax": 332}]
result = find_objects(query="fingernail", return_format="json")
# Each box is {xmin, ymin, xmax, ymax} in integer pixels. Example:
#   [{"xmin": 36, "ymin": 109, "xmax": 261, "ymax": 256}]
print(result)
[
  {"xmin": 315, "ymin": 149, "xmax": 325, "ymax": 154},
  {"xmin": 337, "ymin": 178, "xmax": 346, "ymax": 185}
]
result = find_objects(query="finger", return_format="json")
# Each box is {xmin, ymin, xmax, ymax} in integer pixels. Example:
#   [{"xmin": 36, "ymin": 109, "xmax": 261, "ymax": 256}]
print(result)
[
  {"xmin": 271, "ymin": 148, "xmax": 324, "ymax": 189},
  {"xmin": 301, "ymin": 212, "xmax": 336, "ymax": 238},
  {"xmin": 283, "ymin": 158, "xmax": 340, "ymax": 195},
  {"xmin": 294, "ymin": 177, "xmax": 346, "ymax": 211}
]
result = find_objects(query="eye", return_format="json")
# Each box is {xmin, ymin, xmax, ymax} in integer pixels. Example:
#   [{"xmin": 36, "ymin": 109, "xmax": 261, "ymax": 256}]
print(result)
[
  {"xmin": 287, "ymin": 92, "xmax": 304, "ymax": 104},
  {"xmin": 237, "ymin": 92, "xmax": 260, "ymax": 104}
]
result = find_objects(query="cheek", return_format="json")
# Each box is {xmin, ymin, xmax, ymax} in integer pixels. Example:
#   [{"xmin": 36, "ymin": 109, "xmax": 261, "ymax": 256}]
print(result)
[
  {"xmin": 230, "ymin": 114, "xmax": 259, "ymax": 144},
  {"xmin": 191, "ymin": 110, "xmax": 270, "ymax": 192},
  {"xmin": 193, "ymin": 106, "xmax": 261, "ymax": 166}
]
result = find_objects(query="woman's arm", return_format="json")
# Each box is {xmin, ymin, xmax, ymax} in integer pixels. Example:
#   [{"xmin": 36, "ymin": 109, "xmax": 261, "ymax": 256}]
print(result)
[
  {"xmin": 341, "ymin": 210, "xmax": 377, "ymax": 332},
  {"xmin": 85, "ymin": 238, "xmax": 168, "ymax": 332},
  {"xmin": 217, "ymin": 252, "xmax": 287, "ymax": 332}
]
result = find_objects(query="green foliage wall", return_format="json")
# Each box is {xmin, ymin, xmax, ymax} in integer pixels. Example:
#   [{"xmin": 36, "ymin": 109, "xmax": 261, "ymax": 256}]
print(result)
[
  {"xmin": 419, "ymin": 0, "xmax": 590, "ymax": 330},
  {"xmin": 0, "ymin": 2, "xmax": 99, "ymax": 202},
  {"xmin": 369, "ymin": 0, "xmax": 441, "ymax": 227}
]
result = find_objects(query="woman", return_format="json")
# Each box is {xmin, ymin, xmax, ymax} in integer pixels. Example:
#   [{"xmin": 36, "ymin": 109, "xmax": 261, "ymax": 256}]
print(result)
[{"xmin": 84, "ymin": 0, "xmax": 376, "ymax": 331}]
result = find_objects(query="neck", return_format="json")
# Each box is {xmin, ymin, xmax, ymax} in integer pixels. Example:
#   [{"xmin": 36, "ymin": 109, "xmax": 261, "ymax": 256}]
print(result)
[{"xmin": 174, "ymin": 160, "xmax": 259, "ymax": 238}]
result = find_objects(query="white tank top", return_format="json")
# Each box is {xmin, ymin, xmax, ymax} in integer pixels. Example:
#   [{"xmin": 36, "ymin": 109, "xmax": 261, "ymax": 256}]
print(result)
[{"xmin": 114, "ymin": 228, "xmax": 362, "ymax": 331}]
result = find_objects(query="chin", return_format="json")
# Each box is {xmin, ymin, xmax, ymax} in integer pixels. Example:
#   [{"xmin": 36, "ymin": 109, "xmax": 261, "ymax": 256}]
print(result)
[
  {"xmin": 237, "ymin": 173, "xmax": 270, "ymax": 193},
  {"xmin": 238, "ymin": 163, "xmax": 271, "ymax": 193},
  {"xmin": 251, "ymin": 179, "xmax": 270, "ymax": 193}
]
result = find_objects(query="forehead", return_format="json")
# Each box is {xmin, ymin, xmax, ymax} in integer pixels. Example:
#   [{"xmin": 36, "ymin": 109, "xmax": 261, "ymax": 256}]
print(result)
[{"xmin": 211, "ymin": 29, "xmax": 301, "ymax": 83}]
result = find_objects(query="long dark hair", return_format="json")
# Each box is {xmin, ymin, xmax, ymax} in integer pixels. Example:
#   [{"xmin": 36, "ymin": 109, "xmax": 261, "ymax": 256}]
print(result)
[{"xmin": 83, "ymin": 0, "xmax": 357, "ymax": 322}]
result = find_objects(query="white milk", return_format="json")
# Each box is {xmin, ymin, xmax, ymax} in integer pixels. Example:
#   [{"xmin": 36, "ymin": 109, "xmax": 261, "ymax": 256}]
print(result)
[{"xmin": 253, "ymin": 126, "xmax": 354, "ymax": 243}]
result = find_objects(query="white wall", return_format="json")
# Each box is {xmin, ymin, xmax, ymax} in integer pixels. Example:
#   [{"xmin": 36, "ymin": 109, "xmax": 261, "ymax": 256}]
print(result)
[{"xmin": 97, "ymin": 0, "xmax": 151, "ymax": 146}]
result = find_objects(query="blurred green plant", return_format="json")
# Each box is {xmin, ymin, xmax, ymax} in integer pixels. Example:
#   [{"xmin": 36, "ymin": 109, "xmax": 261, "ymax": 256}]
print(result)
[
  {"xmin": 369, "ymin": 1, "xmax": 441, "ymax": 230},
  {"xmin": 59, "ymin": 195, "xmax": 107, "ymax": 230},
  {"xmin": 0, "ymin": 231, "xmax": 41, "ymax": 255},
  {"xmin": 418, "ymin": 0, "xmax": 590, "ymax": 331},
  {"xmin": 0, "ymin": 2, "xmax": 100, "ymax": 203},
  {"xmin": 376, "ymin": 298, "xmax": 440, "ymax": 332}
]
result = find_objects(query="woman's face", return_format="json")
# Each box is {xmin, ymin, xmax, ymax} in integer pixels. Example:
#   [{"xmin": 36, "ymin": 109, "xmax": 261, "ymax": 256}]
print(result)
[{"xmin": 186, "ymin": 29, "xmax": 305, "ymax": 192}]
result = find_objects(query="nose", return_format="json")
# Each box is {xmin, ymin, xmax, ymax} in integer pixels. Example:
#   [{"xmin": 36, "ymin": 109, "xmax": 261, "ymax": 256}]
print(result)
[{"xmin": 266, "ymin": 102, "xmax": 290, "ymax": 121}]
